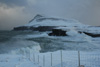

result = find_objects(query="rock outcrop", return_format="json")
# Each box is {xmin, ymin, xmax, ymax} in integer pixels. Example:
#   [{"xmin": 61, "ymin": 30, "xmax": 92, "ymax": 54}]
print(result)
[
  {"xmin": 83, "ymin": 32, "xmax": 100, "ymax": 37},
  {"xmin": 32, "ymin": 26, "xmax": 56, "ymax": 32},
  {"xmin": 14, "ymin": 26, "xmax": 57, "ymax": 32},
  {"xmin": 48, "ymin": 29, "xmax": 67, "ymax": 36},
  {"xmin": 13, "ymin": 26, "xmax": 29, "ymax": 31}
]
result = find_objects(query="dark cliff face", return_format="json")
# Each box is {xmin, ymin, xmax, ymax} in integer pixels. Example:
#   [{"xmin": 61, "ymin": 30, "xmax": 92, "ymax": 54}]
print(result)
[
  {"xmin": 48, "ymin": 29, "xmax": 100, "ymax": 37},
  {"xmin": 48, "ymin": 29, "xmax": 67, "ymax": 36},
  {"xmin": 32, "ymin": 26, "xmax": 57, "ymax": 32},
  {"xmin": 13, "ymin": 26, "xmax": 30, "ymax": 31},
  {"xmin": 13, "ymin": 26, "xmax": 100, "ymax": 37},
  {"xmin": 83, "ymin": 32, "xmax": 100, "ymax": 37},
  {"xmin": 13, "ymin": 26, "xmax": 57, "ymax": 32}
]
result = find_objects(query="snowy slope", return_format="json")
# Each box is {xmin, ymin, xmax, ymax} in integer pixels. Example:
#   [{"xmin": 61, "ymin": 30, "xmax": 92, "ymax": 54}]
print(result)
[
  {"xmin": 25, "ymin": 14, "xmax": 87, "ymax": 27},
  {"xmin": 23, "ymin": 14, "xmax": 100, "ymax": 34},
  {"xmin": 13, "ymin": 14, "xmax": 100, "ymax": 35}
]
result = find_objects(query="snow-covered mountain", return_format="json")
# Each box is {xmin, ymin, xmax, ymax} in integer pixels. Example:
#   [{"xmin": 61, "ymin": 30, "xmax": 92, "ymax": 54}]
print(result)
[
  {"xmin": 25, "ymin": 14, "xmax": 86, "ymax": 27},
  {"xmin": 13, "ymin": 14, "xmax": 100, "ymax": 37}
]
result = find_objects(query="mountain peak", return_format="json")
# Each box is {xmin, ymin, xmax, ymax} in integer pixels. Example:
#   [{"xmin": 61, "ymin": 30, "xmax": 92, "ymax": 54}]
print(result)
[
  {"xmin": 34, "ymin": 14, "xmax": 44, "ymax": 19},
  {"xmin": 29, "ymin": 14, "xmax": 44, "ymax": 23}
]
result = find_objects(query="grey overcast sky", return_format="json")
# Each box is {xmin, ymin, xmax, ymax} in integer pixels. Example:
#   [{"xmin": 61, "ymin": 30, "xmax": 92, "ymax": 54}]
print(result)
[{"xmin": 0, "ymin": 0, "xmax": 100, "ymax": 30}]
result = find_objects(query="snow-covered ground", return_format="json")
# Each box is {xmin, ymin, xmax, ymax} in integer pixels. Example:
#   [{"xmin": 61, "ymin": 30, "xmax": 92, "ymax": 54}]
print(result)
[
  {"xmin": 0, "ymin": 54, "xmax": 39, "ymax": 67},
  {"xmin": 0, "ymin": 50, "xmax": 100, "ymax": 67}
]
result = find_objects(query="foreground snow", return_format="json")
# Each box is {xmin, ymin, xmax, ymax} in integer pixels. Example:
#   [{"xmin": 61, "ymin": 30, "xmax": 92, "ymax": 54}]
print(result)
[
  {"xmin": 0, "ymin": 32, "xmax": 99, "ymax": 67},
  {"xmin": 0, "ymin": 54, "xmax": 39, "ymax": 67},
  {"xmin": 0, "ymin": 50, "xmax": 100, "ymax": 67}
]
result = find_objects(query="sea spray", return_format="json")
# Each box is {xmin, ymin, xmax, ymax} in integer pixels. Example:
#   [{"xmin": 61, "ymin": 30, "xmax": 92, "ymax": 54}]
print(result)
[{"xmin": 10, "ymin": 41, "xmax": 41, "ymax": 55}]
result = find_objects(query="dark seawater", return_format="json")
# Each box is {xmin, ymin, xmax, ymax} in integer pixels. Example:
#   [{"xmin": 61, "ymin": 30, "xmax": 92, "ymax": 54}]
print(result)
[
  {"xmin": 0, "ymin": 30, "xmax": 100, "ymax": 54},
  {"xmin": 0, "ymin": 30, "xmax": 35, "ymax": 42},
  {"xmin": 0, "ymin": 30, "xmax": 39, "ymax": 54}
]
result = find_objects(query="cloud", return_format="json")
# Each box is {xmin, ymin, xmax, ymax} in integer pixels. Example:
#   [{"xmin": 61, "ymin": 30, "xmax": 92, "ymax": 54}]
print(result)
[
  {"xmin": 0, "ymin": 0, "xmax": 27, "ymax": 6},
  {"xmin": 0, "ymin": 3, "xmax": 31, "ymax": 30},
  {"xmin": 0, "ymin": 0, "xmax": 38, "ymax": 30},
  {"xmin": 0, "ymin": 0, "xmax": 100, "ymax": 30}
]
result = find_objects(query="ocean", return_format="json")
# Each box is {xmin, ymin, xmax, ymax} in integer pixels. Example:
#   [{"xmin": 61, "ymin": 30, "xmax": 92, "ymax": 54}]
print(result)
[
  {"xmin": 0, "ymin": 30, "xmax": 100, "ymax": 54},
  {"xmin": 0, "ymin": 31, "xmax": 100, "ymax": 67}
]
